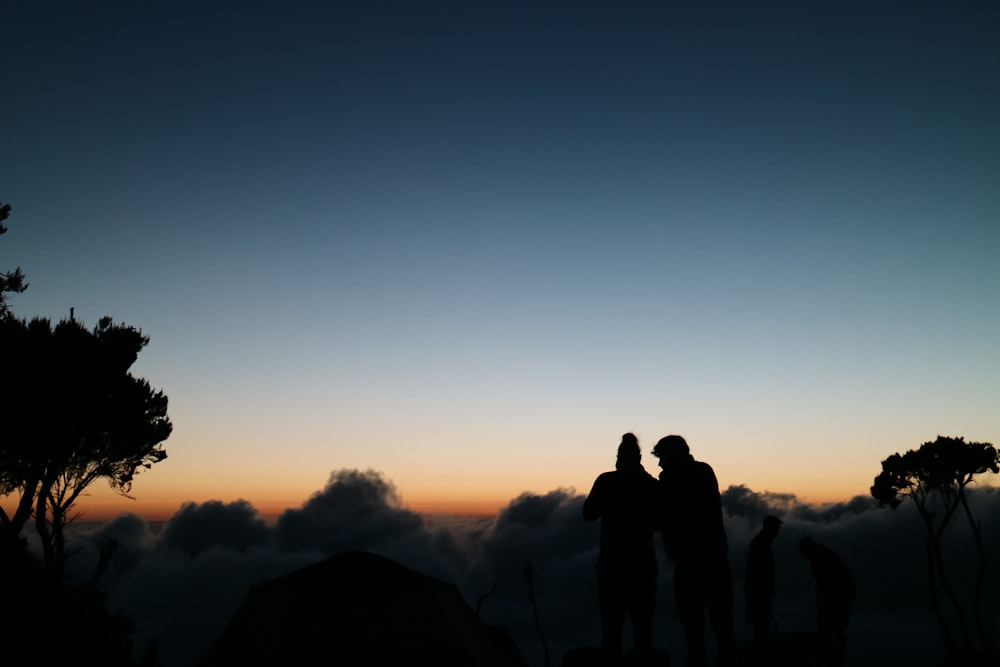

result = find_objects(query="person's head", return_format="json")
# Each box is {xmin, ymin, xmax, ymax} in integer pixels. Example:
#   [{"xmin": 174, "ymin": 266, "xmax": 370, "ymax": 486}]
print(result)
[
  {"xmin": 651, "ymin": 435, "xmax": 689, "ymax": 469},
  {"xmin": 763, "ymin": 515, "xmax": 782, "ymax": 538},
  {"xmin": 617, "ymin": 432, "xmax": 641, "ymax": 467}
]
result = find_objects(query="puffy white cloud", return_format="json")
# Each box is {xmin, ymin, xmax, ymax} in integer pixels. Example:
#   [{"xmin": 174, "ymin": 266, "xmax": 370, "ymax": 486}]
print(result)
[
  {"xmin": 274, "ymin": 468, "xmax": 425, "ymax": 554},
  {"xmin": 160, "ymin": 500, "xmax": 272, "ymax": 556}
]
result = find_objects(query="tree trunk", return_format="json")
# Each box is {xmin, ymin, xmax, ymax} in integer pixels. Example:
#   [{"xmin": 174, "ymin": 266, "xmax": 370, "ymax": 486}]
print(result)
[
  {"xmin": 10, "ymin": 475, "xmax": 41, "ymax": 536},
  {"xmin": 933, "ymin": 499, "xmax": 970, "ymax": 651},
  {"xmin": 34, "ymin": 489, "xmax": 54, "ymax": 572},
  {"xmin": 959, "ymin": 488, "xmax": 989, "ymax": 651},
  {"xmin": 51, "ymin": 503, "xmax": 66, "ymax": 579},
  {"xmin": 921, "ymin": 510, "xmax": 957, "ymax": 654}
]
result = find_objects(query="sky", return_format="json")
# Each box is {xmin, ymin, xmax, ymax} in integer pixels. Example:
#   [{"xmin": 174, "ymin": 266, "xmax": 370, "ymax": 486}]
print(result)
[{"xmin": 3, "ymin": 1, "xmax": 999, "ymax": 519}]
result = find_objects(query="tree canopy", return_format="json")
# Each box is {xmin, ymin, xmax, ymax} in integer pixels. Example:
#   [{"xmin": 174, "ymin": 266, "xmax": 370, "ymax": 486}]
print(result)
[
  {"xmin": 0, "ymin": 203, "xmax": 28, "ymax": 318},
  {"xmin": 871, "ymin": 436, "xmax": 999, "ymax": 509},
  {"xmin": 0, "ymin": 314, "xmax": 172, "ymax": 573}
]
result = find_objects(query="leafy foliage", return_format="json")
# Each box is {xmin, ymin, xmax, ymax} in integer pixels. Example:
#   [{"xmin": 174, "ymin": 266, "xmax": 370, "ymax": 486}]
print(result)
[
  {"xmin": 871, "ymin": 436, "xmax": 998, "ymax": 508},
  {"xmin": 0, "ymin": 202, "xmax": 28, "ymax": 318},
  {"xmin": 0, "ymin": 314, "xmax": 172, "ymax": 573}
]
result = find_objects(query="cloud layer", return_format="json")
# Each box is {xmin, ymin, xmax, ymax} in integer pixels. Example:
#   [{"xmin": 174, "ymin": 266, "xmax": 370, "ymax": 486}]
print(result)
[{"xmin": 63, "ymin": 469, "xmax": 1000, "ymax": 667}]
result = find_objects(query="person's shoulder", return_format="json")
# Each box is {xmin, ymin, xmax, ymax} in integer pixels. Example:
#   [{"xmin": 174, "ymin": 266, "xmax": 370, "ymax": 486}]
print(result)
[{"xmin": 691, "ymin": 459, "xmax": 718, "ymax": 479}]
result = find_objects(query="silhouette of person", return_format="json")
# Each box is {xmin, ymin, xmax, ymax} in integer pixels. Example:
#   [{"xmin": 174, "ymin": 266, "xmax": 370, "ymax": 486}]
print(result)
[
  {"xmin": 653, "ymin": 435, "xmax": 736, "ymax": 667},
  {"xmin": 583, "ymin": 433, "xmax": 662, "ymax": 665},
  {"xmin": 799, "ymin": 537, "xmax": 855, "ymax": 667},
  {"xmin": 745, "ymin": 515, "xmax": 782, "ymax": 664}
]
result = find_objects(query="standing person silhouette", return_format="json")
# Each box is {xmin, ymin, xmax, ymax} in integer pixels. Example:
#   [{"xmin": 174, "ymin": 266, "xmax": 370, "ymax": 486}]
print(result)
[
  {"xmin": 653, "ymin": 435, "xmax": 736, "ymax": 667},
  {"xmin": 583, "ymin": 433, "xmax": 662, "ymax": 665},
  {"xmin": 745, "ymin": 515, "xmax": 782, "ymax": 665},
  {"xmin": 799, "ymin": 537, "xmax": 855, "ymax": 667}
]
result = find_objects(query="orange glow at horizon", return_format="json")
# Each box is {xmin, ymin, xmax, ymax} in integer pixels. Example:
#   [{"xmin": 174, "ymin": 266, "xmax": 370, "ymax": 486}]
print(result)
[
  {"xmin": 61, "ymin": 494, "xmax": 510, "ymax": 522},
  {"xmin": 30, "ymin": 476, "xmax": 885, "ymax": 524}
]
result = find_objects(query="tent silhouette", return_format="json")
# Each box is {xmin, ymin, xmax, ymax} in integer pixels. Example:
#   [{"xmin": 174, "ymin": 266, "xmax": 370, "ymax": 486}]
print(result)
[{"xmin": 200, "ymin": 549, "xmax": 527, "ymax": 666}]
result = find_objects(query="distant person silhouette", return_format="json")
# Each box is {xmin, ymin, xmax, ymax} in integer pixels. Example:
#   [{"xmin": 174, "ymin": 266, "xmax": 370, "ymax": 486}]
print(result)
[
  {"xmin": 799, "ymin": 537, "xmax": 855, "ymax": 667},
  {"xmin": 583, "ymin": 433, "xmax": 662, "ymax": 665},
  {"xmin": 745, "ymin": 515, "xmax": 782, "ymax": 664},
  {"xmin": 653, "ymin": 435, "xmax": 736, "ymax": 667}
]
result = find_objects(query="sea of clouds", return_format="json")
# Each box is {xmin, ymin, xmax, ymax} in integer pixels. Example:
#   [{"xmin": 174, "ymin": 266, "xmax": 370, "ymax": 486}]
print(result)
[{"xmin": 56, "ymin": 468, "xmax": 1000, "ymax": 667}]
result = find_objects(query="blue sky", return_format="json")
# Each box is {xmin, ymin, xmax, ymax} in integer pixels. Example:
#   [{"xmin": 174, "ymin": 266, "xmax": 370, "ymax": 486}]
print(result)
[{"xmin": 3, "ymin": 1, "xmax": 998, "ymax": 515}]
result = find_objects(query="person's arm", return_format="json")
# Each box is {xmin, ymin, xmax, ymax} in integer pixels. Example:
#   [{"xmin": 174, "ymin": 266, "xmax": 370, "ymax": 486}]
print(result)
[{"xmin": 582, "ymin": 473, "xmax": 608, "ymax": 522}]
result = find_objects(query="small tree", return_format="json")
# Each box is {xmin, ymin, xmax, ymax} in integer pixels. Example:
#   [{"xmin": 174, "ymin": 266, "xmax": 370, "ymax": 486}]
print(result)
[
  {"xmin": 0, "ymin": 314, "xmax": 171, "ymax": 576},
  {"xmin": 871, "ymin": 435, "xmax": 999, "ymax": 658}
]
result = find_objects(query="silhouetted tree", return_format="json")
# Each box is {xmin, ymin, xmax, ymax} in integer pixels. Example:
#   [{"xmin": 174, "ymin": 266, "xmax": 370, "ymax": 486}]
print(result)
[
  {"xmin": 0, "ymin": 202, "xmax": 28, "ymax": 318},
  {"xmin": 0, "ymin": 314, "xmax": 171, "ymax": 576},
  {"xmin": 871, "ymin": 435, "xmax": 999, "ymax": 658},
  {"xmin": 0, "ymin": 202, "xmax": 165, "ymax": 665}
]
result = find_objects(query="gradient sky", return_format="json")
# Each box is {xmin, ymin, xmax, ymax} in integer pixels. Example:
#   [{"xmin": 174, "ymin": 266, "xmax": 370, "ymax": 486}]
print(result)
[{"xmin": 3, "ymin": 1, "xmax": 998, "ymax": 518}]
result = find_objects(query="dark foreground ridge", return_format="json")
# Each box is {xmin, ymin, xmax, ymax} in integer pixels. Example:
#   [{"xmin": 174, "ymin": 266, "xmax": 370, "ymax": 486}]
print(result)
[{"xmin": 200, "ymin": 549, "xmax": 527, "ymax": 667}]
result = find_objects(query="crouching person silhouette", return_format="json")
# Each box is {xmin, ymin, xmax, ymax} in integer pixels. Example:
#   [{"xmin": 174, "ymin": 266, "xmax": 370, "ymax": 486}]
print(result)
[
  {"xmin": 800, "ymin": 537, "xmax": 855, "ymax": 667},
  {"xmin": 583, "ymin": 433, "xmax": 662, "ymax": 665}
]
